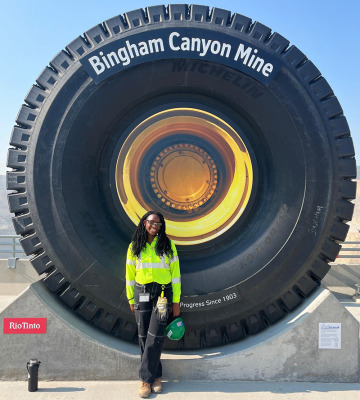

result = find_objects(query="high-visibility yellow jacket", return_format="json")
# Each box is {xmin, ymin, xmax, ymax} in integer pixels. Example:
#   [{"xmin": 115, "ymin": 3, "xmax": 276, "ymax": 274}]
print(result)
[{"xmin": 126, "ymin": 236, "xmax": 181, "ymax": 305}]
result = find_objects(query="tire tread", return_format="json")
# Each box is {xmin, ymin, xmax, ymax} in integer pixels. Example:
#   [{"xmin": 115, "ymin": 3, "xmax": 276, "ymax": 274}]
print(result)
[{"xmin": 6, "ymin": 3, "xmax": 356, "ymax": 350}]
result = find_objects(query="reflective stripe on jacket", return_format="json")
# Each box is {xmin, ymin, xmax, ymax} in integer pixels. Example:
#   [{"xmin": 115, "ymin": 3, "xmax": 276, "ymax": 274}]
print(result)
[{"xmin": 126, "ymin": 236, "xmax": 181, "ymax": 305}]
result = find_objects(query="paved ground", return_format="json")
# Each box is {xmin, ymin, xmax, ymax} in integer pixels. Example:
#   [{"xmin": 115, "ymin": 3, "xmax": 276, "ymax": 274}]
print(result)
[
  {"xmin": 0, "ymin": 295, "xmax": 15, "ymax": 313},
  {"xmin": 1, "ymin": 380, "xmax": 360, "ymax": 400},
  {"xmin": 1, "ymin": 295, "xmax": 360, "ymax": 399}
]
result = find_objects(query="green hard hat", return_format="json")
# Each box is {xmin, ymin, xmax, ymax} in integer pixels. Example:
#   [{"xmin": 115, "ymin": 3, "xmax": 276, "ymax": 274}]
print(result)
[{"xmin": 165, "ymin": 317, "xmax": 185, "ymax": 340}]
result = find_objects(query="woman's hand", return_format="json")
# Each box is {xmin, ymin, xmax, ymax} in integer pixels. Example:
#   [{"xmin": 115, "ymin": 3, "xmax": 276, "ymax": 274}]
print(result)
[
  {"xmin": 172, "ymin": 302, "xmax": 180, "ymax": 317},
  {"xmin": 130, "ymin": 304, "xmax": 135, "ymax": 314}
]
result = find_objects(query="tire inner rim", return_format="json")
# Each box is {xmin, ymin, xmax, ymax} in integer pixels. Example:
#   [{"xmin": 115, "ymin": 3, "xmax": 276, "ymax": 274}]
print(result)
[{"xmin": 115, "ymin": 108, "xmax": 253, "ymax": 245}]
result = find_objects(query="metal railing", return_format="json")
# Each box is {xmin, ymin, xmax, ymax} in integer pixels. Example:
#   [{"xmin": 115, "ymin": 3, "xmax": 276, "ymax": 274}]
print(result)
[
  {"xmin": 337, "ymin": 242, "xmax": 360, "ymax": 259},
  {"xmin": 0, "ymin": 235, "xmax": 29, "ymax": 268}
]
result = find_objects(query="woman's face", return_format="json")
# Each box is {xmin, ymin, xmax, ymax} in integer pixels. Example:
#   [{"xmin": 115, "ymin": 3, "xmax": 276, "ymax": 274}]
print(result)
[{"xmin": 143, "ymin": 214, "xmax": 162, "ymax": 238}]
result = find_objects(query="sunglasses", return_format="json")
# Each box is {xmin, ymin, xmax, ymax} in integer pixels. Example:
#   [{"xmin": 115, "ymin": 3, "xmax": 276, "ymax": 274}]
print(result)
[{"xmin": 146, "ymin": 220, "xmax": 162, "ymax": 227}]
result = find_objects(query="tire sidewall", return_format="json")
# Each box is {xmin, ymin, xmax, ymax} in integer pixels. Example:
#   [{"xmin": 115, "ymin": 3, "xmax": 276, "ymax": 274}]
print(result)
[{"xmin": 24, "ymin": 16, "xmax": 339, "ymax": 346}]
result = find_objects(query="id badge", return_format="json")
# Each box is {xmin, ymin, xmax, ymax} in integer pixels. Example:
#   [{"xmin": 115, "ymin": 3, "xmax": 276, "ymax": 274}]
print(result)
[{"xmin": 139, "ymin": 292, "xmax": 150, "ymax": 302}]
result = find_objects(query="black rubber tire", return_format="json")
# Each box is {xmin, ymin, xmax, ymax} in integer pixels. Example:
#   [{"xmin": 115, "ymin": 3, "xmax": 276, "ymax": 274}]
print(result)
[{"xmin": 7, "ymin": 4, "xmax": 356, "ymax": 349}]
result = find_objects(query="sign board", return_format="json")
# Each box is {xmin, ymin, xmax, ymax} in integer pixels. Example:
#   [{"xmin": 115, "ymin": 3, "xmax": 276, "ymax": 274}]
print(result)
[
  {"xmin": 3, "ymin": 318, "xmax": 47, "ymax": 334},
  {"xmin": 319, "ymin": 323, "xmax": 341, "ymax": 349}
]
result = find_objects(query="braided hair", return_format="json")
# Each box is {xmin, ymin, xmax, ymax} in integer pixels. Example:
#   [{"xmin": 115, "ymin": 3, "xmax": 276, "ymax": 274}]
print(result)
[{"xmin": 131, "ymin": 211, "xmax": 174, "ymax": 259}]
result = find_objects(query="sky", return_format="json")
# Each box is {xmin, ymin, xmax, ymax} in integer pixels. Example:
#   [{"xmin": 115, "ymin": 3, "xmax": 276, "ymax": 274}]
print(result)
[{"xmin": 1, "ymin": 0, "xmax": 359, "ymax": 175}]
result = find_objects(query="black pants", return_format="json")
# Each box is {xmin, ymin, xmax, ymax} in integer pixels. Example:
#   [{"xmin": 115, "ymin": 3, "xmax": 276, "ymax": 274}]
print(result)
[{"xmin": 134, "ymin": 282, "xmax": 172, "ymax": 383}]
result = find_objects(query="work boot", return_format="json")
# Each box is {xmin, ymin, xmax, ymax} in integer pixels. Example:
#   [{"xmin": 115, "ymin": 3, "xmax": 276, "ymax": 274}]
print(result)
[
  {"xmin": 139, "ymin": 381, "xmax": 151, "ymax": 398},
  {"xmin": 152, "ymin": 377, "xmax": 162, "ymax": 393}
]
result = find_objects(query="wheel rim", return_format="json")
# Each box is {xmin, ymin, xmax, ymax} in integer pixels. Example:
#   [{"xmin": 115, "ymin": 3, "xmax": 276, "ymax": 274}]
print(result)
[{"xmin": 115, "ymin": 107, "xmax": 253, "ymax": 245}]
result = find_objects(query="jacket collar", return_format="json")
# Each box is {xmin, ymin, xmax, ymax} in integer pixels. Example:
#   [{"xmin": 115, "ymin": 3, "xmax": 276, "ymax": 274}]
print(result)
[{"xmin": 147, "ymin": 235, "xmax": 158, "ymax": 249}]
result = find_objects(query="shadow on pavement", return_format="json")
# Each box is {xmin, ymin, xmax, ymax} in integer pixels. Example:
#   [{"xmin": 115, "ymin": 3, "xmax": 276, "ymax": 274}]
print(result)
[{"xmin": 38, "ymin": 387, "xmax": 85, "ymax": 392}]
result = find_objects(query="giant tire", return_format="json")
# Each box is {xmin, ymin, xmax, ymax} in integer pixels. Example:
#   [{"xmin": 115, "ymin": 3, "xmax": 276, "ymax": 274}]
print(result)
[{"xmin": 7, "ymin": 4, "xmax": 356, "ymax": 349}]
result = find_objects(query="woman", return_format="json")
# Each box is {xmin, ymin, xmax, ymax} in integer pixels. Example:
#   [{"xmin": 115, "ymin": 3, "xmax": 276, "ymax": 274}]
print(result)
[{"xmin": 126, "ymin": 211, "xmax": 181, "ymax": 398}]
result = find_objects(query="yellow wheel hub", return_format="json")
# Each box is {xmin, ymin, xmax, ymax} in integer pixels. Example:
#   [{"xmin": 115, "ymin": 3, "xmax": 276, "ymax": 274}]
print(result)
[
  {"xmin": 115, "ymin": 108, "xmax": 253, "ymax": 245},
  {"xmin": 151, "ymin": 144, "xmax": 217, "ymax": 211}
]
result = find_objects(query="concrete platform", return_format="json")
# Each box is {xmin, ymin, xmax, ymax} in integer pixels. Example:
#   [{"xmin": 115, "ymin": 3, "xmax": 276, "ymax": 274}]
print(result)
[
  {"xmin": 0, "ymin": 282, "xmax": 358, "ymax": 383},
  {"xmin": 0, "ymin": 259, "xmax": 39, "ymax": 296},
  {"xmin": 1, "ymin": 380, "xmax": 360, "ymax": 400},
  {"xmin": 324, "ymin": 263, "xmax": 360, "ymax": 298},
  {"xmin": 162, "ymin": 287, "xmax": 359, "ymax": 383}
]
